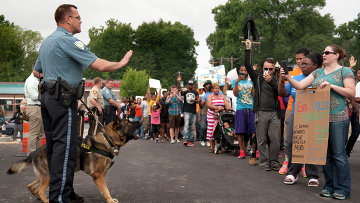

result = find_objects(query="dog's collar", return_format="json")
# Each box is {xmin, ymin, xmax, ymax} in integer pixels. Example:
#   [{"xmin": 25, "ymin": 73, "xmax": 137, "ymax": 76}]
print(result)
[{"xmin": 102, "ymin": 128, "xmax": 119, "ymax": 154}]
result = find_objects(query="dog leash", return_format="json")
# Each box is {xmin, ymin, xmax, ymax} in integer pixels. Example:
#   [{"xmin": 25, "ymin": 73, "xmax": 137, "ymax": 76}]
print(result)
[{"xmin": 79, "ymin": 99, "xmax": 119, "ymax": 154}]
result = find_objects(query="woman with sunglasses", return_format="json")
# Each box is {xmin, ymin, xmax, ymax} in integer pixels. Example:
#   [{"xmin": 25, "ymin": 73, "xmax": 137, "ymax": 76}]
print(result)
[
  {"xmin": 283, "ymin": 45, "xmax": 355, "ymax": 200},
  {"xmin": 279, "ymin": 53, "xmax": 323, "ymax": 187}
]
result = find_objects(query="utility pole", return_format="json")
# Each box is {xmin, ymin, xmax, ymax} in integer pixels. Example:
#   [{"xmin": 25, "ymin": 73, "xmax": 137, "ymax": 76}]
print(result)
[
  {"xmin": 209, "ymin": 60, "xmax": 218, "ymax": 67},
  {"xmin": 217, "ymin": 57, "xmax": 239, "ymax": 70}
]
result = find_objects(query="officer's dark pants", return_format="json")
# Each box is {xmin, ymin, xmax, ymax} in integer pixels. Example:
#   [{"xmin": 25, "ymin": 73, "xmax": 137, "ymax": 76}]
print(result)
[
  {"xmin": 104, "ymin": 106, "xmax": 115, "ymax": 125},
  {"xmin": 88, "ymin": 110, "xmax": 104, "ymax": 137},
  {"xmin": 41, "ymin": 91, "xmax": 78, "ymax": 203}
]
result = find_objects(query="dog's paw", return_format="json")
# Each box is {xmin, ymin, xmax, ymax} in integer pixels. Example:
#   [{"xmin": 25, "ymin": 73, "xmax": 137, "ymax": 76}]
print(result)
[{"xmin": 107, "ymin": 198, "xmax": 119, "ymax": 203}]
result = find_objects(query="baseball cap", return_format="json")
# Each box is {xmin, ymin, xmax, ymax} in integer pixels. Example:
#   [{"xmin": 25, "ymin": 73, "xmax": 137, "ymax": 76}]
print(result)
[
  {"xmin": 188, "ymin": 80, "xmax": 194, "ymax": 85},
  {"xmin": 203, "ymin": 80, "xmax": 212, "ymax": 87}
]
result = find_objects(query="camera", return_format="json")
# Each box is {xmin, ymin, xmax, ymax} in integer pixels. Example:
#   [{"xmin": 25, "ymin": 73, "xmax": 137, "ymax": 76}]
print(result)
[{"xmin": 280, "ymin": 60, "xmax": 293, "ymax": 74}]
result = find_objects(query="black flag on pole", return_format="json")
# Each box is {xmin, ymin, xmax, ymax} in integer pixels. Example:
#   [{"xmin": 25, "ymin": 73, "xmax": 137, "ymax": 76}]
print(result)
[{"xmin": 242, "ymin": 15, "xmax": 259, "ymax": 41}]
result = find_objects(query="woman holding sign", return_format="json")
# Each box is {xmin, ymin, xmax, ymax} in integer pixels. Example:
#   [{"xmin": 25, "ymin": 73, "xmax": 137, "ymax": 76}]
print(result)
[
  {"xmin": 283, "ymin": 45, "xmax": 355, "ymax": 200},
  {"xmin": 279, "ymin": 53, "xmax": 322, "ymax": 187}
]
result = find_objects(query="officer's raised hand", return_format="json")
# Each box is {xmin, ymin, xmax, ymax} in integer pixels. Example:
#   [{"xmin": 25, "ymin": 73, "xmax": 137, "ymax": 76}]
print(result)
[{"xmin": 90, "ymin": 50, "xmax": 133, "ymax": 72}]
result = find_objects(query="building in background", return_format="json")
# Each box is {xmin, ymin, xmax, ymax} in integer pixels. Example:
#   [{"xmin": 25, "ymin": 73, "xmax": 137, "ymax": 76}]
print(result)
[{"xmin": 0, "ymin": 80, "xmax": 122, "ymax": 116}]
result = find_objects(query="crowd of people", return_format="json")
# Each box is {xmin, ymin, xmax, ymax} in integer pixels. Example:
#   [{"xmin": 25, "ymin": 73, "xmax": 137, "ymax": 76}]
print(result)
[{"xmin": 90, "ymin": 39, "xmax": 356, "ymax": 200}]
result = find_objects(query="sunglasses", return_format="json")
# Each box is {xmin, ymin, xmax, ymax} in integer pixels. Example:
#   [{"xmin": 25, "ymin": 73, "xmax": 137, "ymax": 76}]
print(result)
[
  {"xmin": 301, "ymin": 63, "xmax": 314, "ymax": 67},
  {"xmin": 322, "ymin": 51, "xmax": 337, "ymax": 55},
  {"xmin": 264, "ymin": 68, "xmax": 274, "ymax": 71}
]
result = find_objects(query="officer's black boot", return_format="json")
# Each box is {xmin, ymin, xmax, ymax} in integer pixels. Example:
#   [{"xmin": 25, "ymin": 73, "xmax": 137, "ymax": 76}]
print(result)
[{"xmin": 70, "ymin": 190, "xmax": 84, "ymax": 203}]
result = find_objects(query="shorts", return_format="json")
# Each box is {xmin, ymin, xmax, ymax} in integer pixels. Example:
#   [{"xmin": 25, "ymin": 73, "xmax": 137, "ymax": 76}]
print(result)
[
  {"xmin": 160, "ymin": 115, "xmax": 169, "ymax": 124},
  {"xmin": 235, "ymin": 109, "xmax": 256, "ymax": 135},
  {"xmin": 169, "ymin": 115, "xmax": 181, "ymax": 128},
  {"xmin": 152, "ymin": 124, "xmax": 161, "ymax": 134}
]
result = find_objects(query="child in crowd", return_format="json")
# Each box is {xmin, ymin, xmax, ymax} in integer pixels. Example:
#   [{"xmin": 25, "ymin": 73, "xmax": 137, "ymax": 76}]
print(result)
[
  {"xmin": 151, "ymin": 101, "xmax": 162, "ymax": 143},
  {"xmin": 223, "ymin": 122, "xmax": 234, "ymax": 137}
]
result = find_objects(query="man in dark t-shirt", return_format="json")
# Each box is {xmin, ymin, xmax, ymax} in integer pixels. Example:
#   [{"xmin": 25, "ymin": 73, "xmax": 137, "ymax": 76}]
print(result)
[{"xmin": 181, "ymin": 80, "xmax": 199, "ymax": 146}]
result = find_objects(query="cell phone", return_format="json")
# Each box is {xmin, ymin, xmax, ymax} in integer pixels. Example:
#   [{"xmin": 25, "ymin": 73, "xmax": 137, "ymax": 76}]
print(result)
[{"xmin": 281, "ymin": 60, "xmax": 289, "ymax": 75}]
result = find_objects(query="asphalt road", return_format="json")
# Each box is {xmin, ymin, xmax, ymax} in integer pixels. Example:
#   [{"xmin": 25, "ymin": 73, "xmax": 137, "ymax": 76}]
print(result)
[{"xmin": 1, "ymin": 139, "xmax": 359, "ymax": 203}]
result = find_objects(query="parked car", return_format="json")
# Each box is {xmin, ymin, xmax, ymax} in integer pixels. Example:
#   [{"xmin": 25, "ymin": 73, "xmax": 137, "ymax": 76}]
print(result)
[{"xmin": 1, "ymin": 117, "xmax": 15, "ymax": 136}]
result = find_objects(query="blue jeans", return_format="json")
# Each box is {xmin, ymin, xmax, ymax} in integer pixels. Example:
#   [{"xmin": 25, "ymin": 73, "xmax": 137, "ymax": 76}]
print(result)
[
  {"xmin": 134, "ymin": 116, "xmax": 144, "ymax": 138},
  {"xmin": 323, "ymin": 119, "xmax": 351, "ymax": 197},
  {"xmin": 183, "ymin": 112, "xmax": 196, "ymax": 142},
  {"xmin": 199, "ymin": 115, "xmax": 207, "ymax": 141}
]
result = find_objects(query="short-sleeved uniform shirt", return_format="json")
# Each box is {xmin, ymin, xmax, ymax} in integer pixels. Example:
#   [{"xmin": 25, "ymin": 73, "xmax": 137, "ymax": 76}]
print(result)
[
  {"xmin": 34, "ymin": 27, "xmax": 97, "ymax": 86},
  {"xmin": 232, "ymin": 78, "xmax": 253, "ymax": 110},
  {"xmin": 285, "ymin": 74, "xmax": 307, "ymax": 114},
  {"xmin": 87, "ymin": 85, "xmax": 104, "ymax": 109},
  {"xmin": 101, "ymin": 86, "xmax": 117, "ymax": 107},
  {"xmin": 182, "ymin": 90, "xmax": 199, "ymax": 114},
  {"xmin": 311, "ymin": 67, "xmax": 355, "ymax": 122}
]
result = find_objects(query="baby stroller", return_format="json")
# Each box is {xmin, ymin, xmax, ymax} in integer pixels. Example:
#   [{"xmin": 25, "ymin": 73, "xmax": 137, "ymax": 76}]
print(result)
[{"xmin": 213, "ymin": 111, "xmax": 239, "ymax": 155}]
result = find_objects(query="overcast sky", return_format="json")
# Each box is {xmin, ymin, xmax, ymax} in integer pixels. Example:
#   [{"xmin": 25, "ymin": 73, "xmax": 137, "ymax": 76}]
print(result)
[{"xmin": 1, "ymin": 0, "xmax": 359, "ymax": 69}]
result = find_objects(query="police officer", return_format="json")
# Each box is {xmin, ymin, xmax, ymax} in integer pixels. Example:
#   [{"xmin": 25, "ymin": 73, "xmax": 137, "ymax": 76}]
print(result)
[
  {"xmin": 33, "ymin": 4, "xmax": 132, "ymax": 203},
  {"xmin": 87, "ymin": 77, "xmax": 104, "ymax": 136},
  {"xmin": 102, "ymin": 79, "xmax": 120, "ymax": 125}
]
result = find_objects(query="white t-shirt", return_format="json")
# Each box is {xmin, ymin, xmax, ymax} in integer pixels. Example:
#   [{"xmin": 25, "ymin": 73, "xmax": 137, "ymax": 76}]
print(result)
[
  {"xmin": 356, "ymin": 82, "xmax": 360, "ymax": 98},
  {"xmin": 141, "ymin": 101, "xmax": 149, "ymax": 117}
]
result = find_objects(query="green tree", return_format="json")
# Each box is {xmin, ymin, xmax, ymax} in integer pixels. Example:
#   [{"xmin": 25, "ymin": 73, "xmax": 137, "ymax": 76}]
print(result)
[
  {"xmin": 335, "ymin": 13, "xmax": 360, "ymax": 64},
  {"xmin": 120, "ymin": 68, "xmax": 149, "ymax": 98},
  {"xmin": 134, "ymin": 20, "xmax": 198, "ymax": 88},
  {"xmin": 85, "ymin": 19, "xmax": 135, "ymax": 80},
  {"xmin": 207, "ymin": 0, "xmax": 335, "ymax": 71},
  {"xmin": 86, "ymin": 19, "xmax": 198, "ymax": 89},
  {"xmin": 0, "ymin": 15, "xmax": 42, "ymax": 81}
]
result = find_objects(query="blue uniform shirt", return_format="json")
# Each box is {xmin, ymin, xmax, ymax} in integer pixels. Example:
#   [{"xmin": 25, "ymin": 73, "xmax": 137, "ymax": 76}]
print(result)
[
  {"xmin": 285, "ymin": 74, "xmax": 307, "ymax": 114},
  {"xmin": 34, "ymin": 27, "xmax": 98, "ymax": 86},
  {"xmin": 101, "ymin": 86, "xmax": 117, "ymax": 107}
]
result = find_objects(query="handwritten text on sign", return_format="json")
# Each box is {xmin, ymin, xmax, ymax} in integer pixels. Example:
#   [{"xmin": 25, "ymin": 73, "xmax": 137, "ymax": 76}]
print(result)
[{"xmin": 292, "ymin": 86, "xmax": 330, "ymax": 165}]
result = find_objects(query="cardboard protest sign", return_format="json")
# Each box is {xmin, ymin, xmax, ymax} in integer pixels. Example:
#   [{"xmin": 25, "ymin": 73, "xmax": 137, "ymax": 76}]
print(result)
[
  {"xmin": 149, "ymin": 78, "xmax": 161, "ymax": 89},
  {"xmin": 292, "ymin": 85, "xmax": 331, "ymax": 165}
]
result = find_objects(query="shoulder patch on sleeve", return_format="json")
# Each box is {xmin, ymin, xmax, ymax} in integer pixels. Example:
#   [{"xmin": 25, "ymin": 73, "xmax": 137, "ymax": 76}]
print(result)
[
  {"xmin": 92, "ymin": 90, "xmax": 97, "ymax": 94},
  {"xmin": 74, "ymin": 41, "xmax": 85, "ymax": 50}
]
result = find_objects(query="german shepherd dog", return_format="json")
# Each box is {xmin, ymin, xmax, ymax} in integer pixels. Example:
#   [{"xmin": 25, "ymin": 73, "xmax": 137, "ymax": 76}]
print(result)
[{"xmin": 7, "ymin": 116, "xmax": 141, "ymax": 203}]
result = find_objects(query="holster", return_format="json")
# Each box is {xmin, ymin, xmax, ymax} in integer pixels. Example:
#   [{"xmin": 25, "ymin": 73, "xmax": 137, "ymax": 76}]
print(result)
[
  {"xmin": 78, "ymin": 110, "xmax": 85, "ymax": 117},
  {"xmin": 104, "ymin": 106, "xmax": 115, "ymax": 115},
  {"xmin": 43, "ymin": 78, "xmax": 85, "ymax": 108}
]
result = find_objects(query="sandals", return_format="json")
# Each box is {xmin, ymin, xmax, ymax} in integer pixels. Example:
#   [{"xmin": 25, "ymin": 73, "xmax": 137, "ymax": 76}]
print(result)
[
  {"xmin": 308, "ymin": 179, "xmax": 319, "ymax": 187},
  {"xmin": 284, "ymin": 175, "xmax": 298, "ymax": 185}
]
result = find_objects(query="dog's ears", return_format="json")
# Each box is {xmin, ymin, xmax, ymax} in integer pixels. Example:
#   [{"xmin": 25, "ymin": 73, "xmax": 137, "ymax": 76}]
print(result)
[{"xmin": 112, "ymin": 116, "xmax": 121, "ymax": 130}]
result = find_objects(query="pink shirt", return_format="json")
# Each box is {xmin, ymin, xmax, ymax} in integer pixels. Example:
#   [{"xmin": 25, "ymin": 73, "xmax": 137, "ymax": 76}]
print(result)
[{"xmin": 151, "ymin": 110, "xmax": 161, "ymax": 124}]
